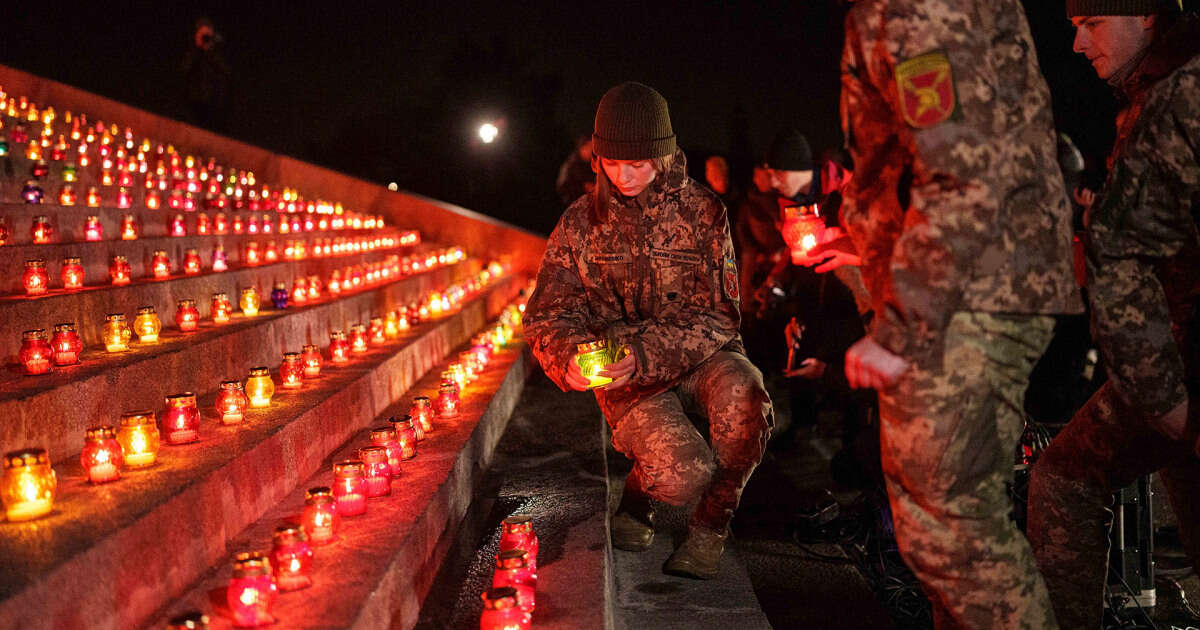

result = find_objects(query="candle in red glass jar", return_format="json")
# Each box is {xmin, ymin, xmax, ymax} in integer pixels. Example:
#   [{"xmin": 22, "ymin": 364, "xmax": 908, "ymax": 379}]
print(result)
[
  {"xmin": 480, "ymin": 587, "xmax": 531, "ymax": 630},
  {"xmin": 116, "ymin": 187, "xmax": 132, "ymax": 209},
  {"xmin": 162, "ymin": 392, "xmax": 200, "ymax": 445},
  {"xmin": 31, "ymin": 215, "xmax": 52, "ymax": 244},
  {"xmin": 58, "ymin": 184, "xmax": 77, "ymax": 206},
  {"xmin": 151, "ymin": 249, "xmax": 170, "ymax": 280},
  {"xmin": 369, "ymin": 426, "xmax": 404, "ymax": 478},
  {"xmin": 83, "ymin": 215, "xmax": 102, "ymax": 241},
  {"xmin": 326, "ymin": 330, "xmax": 349, "ymax": 364},
  {"xmin": 389, "ymin": 416, "xmax": 418, "ymax": 460},
  {"xmin": 358, "ymin": 446, "xmax": 391, "ymax": 497},
  {"xmin": 183, "ymin": 248, "xmax": 202, "ymax": 275},
  {"xmin": 459, "ymin": 351, "xmax": 480, "ymax": 383},
  {"xmin": 60, "ymin": 256, "xmax": 84, "ymax": 290},
  {"xmin": 300, "ymin": 344, "xmax": 321, "ymax": 377},
  {"xmin": 50, "ymin": 322, "xmax": 82, "ymax": 366},
  {"xmin": 19, "ymin": 329, "xmax": 52, "ymax": 375},
  {"xmin": 290, "ymin": 278, "xmax": 308, "ymax": 306},
  {"xmin": 211, "ymin": 244, "xmax": 228, "ymax": 272},
  {"xmin": 109, "ymin": 255, "xmax": 131, "ymax": 285},
  {"xmin": 214, "ymin": 212, "xmax": 228, "ymax": 234},
  {"xmin": 332, "ymin": 460, "xmax": 367, "ymax": 516},
  {"xmin": 211, "ymin": 292, "xmax": 233, "ymax": 324},
  {"xmin": 227, "ymin": 553, "xmax": 276, "ymax": 627},
  {"xmin": 243, "ymin": 241, "xmax": 260, "ymax": 266},
  {"xmin": 264, "ymin": 241, "xmax": 278, "ymax": 262},
  {"xmin": 271, "ymin": 524, "xmax": 313, "ymax": 591},
  {"xmin": 120, "ymin": 214, "xmax": 138, "ymax": 240},
  {"xmin": 279, "ymin": 352, "xmax": 303, "ymax": 389},
  {"xmin": 500, "ymin": 515, "xmax": 539, "ymax": 572},
  {"xmin": 80, "ymin": 426, "xmax": 123, "ymax": 483},
  {"xmin": 492, "ymin": 549, "xmax": 537, "ymax": 613},
  {"xmin": 23, "ymin": 259, "xmax": 49, "ymax": 295},
  {"xmin": 349, "ymin": 324, "xmax": 368, "ymax": 353},
  {"xmin": 145, "ymin": 190, "xmax": 160, "ymax": 210},
  {"xmin": 410, "ymin": 396, "xmax": 434, "ymax": 436},
  {"xmin": 216, "ymin": 380, "xmax": 249, "ymax": 425},
  {"xmin": 302, "ymin": 487, "xmax": 339, "ymax": 545},
  {"xmin": 368, "ymin": 317, "xmax": 386, "ymax": 345},
  {"xmin": 176, "ymin": 299, "xmax": 200, "ymax": 332},
  {"xmin": 438, "ymin": 373, "xmax": 461, "ymax": 419},
  {"xmin": 195, "ymin": 212, "xmax": 209, "ymax": 235}
]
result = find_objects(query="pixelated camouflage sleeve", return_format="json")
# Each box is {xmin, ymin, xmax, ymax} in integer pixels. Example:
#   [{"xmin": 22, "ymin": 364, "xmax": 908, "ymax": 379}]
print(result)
[
  {"xmin": 615, "ymin": 207, "xmax": 741, "ymax": 385},
  {"xmin": 1086, "ymin": 70, "xmax": 1200, "ymax": 416},
  {"xmin": 523, "ymin": 213, "xmax": 596, "ymax": 391}
]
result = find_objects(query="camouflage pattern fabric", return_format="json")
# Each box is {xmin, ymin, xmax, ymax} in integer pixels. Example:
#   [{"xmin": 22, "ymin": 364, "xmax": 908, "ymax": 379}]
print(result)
[
  {"xmin": 1028, "ymin": 383, "xmax": 1200, "ymax": 630},
  {"xmin": 879, "ymin": 312, "xmax": 1057, "ymax": 630},
  {"xmin": 840, "ymin": 0, "xmax": 1081, "ymax": 360},
  {"xmin": 524, "ymin": 148, "xmax": 746, "ymax": 422},
  {"xmin": 611, "ymin": 351, "xmax": 772, "ymax": 531}
]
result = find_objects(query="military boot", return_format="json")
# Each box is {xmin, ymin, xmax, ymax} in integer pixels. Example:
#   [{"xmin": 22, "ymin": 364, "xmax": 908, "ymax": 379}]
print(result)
[
  {"xmin": 663, "ymin": 525, "xmax": 728, "ymax": 579},
  {"xmin": 611, "ymin": 480, "xmax": 655, "ymax": 552}
]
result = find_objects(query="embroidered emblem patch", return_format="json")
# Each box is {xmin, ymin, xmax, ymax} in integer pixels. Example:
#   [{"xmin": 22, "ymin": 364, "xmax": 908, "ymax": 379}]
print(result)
[
  {"xmin": 723, "ymin": 258, "xmax": 739, "ymax": 302},
  {"xmin": 895, "ymin": 51, "xmax": 956, "ymax": 128}
]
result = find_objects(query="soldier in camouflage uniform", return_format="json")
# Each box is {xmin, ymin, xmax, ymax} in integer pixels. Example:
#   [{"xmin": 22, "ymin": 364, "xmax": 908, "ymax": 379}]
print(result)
[
  {"xmin": 1027, "ymin": 3, "xmax": 1200, "ymax": 628},
  {"xmin": 523, "ymin": 82, "xmax": 773, "ymax": 580},
  {"xmin": 840, "ymin": 1, "xmax": 1082, "ymax": 627}
]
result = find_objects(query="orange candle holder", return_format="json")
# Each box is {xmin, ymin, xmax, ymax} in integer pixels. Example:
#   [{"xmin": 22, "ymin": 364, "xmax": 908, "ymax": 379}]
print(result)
[
  {"xmin": 1, "ymin": 448, "xmax": 57, "ymax": 521},
  {"xmin": 240, "ymin": 287, "xmax": 260, "ymax": 317},
  {"xmin": 103, "ymin": 313, "xmax": 132, "ymax": 352},
  {"xmin": 246, "ymin": 367, "xmax": 274, "ymax": 408},
  {"xmin": 117, "ymin": 411, "xmax": 160, "ymax": 467},
  {"xmin": 216, "ymin": 380, "xmax": 250, "ymax": 425},
  {"xmin": 134, "ymin": 306, "xmax": 162, "ymax": 343}
]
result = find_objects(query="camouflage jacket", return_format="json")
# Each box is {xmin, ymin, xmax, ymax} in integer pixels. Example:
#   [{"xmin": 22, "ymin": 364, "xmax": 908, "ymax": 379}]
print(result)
[
  {"xmin": 1086, "ymin": 19, "xmax": 1200, "ymax": 417},
  {"xmin": 840, "ymin": 0, "xmax": 1082, "ymax": 358},
  {"xmin": 524, "ymin": 149, "xmax": 745, "ymax": 422}
]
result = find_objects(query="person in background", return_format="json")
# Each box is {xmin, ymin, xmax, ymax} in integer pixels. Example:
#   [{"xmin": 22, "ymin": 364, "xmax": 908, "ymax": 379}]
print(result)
[
  {"xmin": 555, "ymin": 136, "xmax": 595, "ymax": 206},
  {"xmin": 1028, "ymin": 2, "xmax": 1200, "ymax": 628},
  {"xmin": 735, "ymin": 162, "xmax": 784, "ymax": 317},
  {"xmin": 180, "ymin": 17, "xmax": 230, "ymax": 132},
  {"xmin": 704, "ymin": 155, "xmax": 741, "ymax": 221},
  {"xmin": 524, "ymin": 82, "xmax": 773, "ymax": 580},
  {"xmin": 840, "ymin": 0, "xmax": 1082, "ymax": 627}
]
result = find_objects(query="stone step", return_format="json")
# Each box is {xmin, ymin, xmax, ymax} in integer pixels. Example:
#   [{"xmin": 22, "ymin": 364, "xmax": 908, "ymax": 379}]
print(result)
[
  {"xmin": 0, "ymin": 257, "xmax": 482, "ymax": 463},
  {"xmin": 0, "ymin": 277, "xmax": 523, "ymax": 630},
  {"xmin": 148, "ymin": 337, "xmax": 533, "ymax": 629}
]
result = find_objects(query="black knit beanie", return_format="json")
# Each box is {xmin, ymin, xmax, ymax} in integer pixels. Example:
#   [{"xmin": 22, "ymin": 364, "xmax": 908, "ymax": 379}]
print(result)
[
  {"xmin": 765, "ymin": 128, "xmax": 813, "ymax": 172},
  {"xmin": 1067, "ymin": 0, "xmax": 1181, "ymax": 15},
  {"xmin": 592, "ymin": 82, "xmax": 676, "ymax": 160}
]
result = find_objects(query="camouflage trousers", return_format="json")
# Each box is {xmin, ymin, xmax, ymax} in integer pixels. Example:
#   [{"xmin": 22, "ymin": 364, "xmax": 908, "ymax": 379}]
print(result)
[
  {"xmin": 878, "ymin": 312, "xmax": 1058, "ymax": 630},
  {"xmin": 1028, "ymin": 381, "xmax": 1200, "ymax": 630},
  {"xmin": 611, "ymin": 351, "xmax": 773, "ymax": 531}
]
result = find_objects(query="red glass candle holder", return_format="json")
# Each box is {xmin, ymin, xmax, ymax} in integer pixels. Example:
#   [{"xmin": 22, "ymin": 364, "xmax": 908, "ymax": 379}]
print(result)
[
  {"xmin": 227, "ymin": 554, "xmax": 276, "ymax": 627},
  {"xmin": 279, "ymin": 352, "xmax": 304, "ymax": 389},
  {"xmin": 145, "ymin": 190, "xmax": 161, "ymax": 210},
  {"xmin": 243, "ymin": 241, "xmax": 261, "ymax": 266},
  {"xmin": 151, "ymin": 249, "xmax": 170, "ymax": 280},
  {"xmin": 58, "ymin": 184, "xmax": 77, "ymax": 206},
  {"xmin": 389, "ymin": 416, "xmax": 418, "ymax": 460},
  {"xmin": 109, "ymin": 255, "xmax": 132, "ymax": 285},
  {"xmin": 81, "ymin": 214, "xmax": 103, "ymax": 241},
  {"xmin": 358, "ymin": 446, "xmax": 391, "ymax": 497},
  {"xmin": 169, "ymin": 214, "xmax": 186, "ymax": 237},
  {"xmin": 81, "ymin": 425, "xmax": 123, "ymax": 483},
  {"xmin": 176, "ymin": 298, "xmax": 200, "ymax": 332},
  {"xmin": 163, "ymin": 393, "xmax": 200, "ymax": 445},
  {"xmin": 116, "ymin": 187, "xmax": 132, "ymax": 209},
  {"xmin": 23, "ymin": 259, "xmax": 49, "ymax": 295},
  {"xmin": 500, "ymin": 515, "xmax": 539, "ymax": 572},
  {"xmin": 368, "ymin": 317, "xmax": 386, "ymax": 345},
  {"xmin": 2, "ymin": 448, "xmax": 57, "ymax": 522},
  {"xmin": 264, "ymin": 241, "xmax": 278, "ymax": 262},
  {"xmin": 781, "ymin": 204, "xmax": 827, "ymax": 263},
  {"xmin": 301, "ymin": 344, "xmax": 321, "ymax": 377},
  {"xmin": 271, "ymin": 524, "xmax": 313, "ymax": 591},
  {"xmin": 196, "ymin": 212, "xmax": 210, "ymax": 235},
  {"xmin": 410, "ymin": 397, "xmax": 434, "ymax": 436},
  {"xmin": 438, "ymin": 380, "xmax": 461, "ymax": 419},
  {"xmin": 59, "ymin": 256, "xmax": 84, "ymax": 290},
  {"xmin": 212, "ymin": 292, "xmax": 233, "ymax": 324},
  {"xmin": 328, "ymin": 331, "xmax": 350, "ymax": 364},
  {"xmin": 19, "ymin": 329, "xmax": 52, "ymax": 375},
  {"xmin": 492, "ymin": 549, "xmax": 537, "ymax": 613},
  {"xmin": 31, "ymin": 215, "xmax": 53, "ymax": 244},
  {"xmin": 290, "ymin": 278, "xmax": 308, "ymax": 306},
  {"xmin": 369, "ymin": 426, "xmax": 404, "ymax": 478},
  {"xmin": 183, "ymin": 248, "xmax": 202, "ymax": 275},
  {"xmin": 211, "ymin": 244, "xmax": 228, "ymax": 272},
  {"xmin": 332, "ymin": 460, "xmax": 367, "ymax": 516},
  {"xmin": 349, "ymin": 324, "xmax": 368, "ymax": 354},
  {"xmin": 119, "ymin": 213, "xmax": 138, "ymax": 240},
  {"xmin": 302, "ymin": 487, "xmax": 340, "ymax": 545},
  {"xmin": 50, "ymin": 322, "xmax": 82, "ymax": 366},
  {"xmin": 480, "ymin": 587, "xmax": 531, "ymax": 630},
  {"xmin": 214, "ymin": 212, "xmax": 228, "ymax": 235},
  {"xmin": 216, "ymin": 380, "xmax": 249, "ymax": 425}
]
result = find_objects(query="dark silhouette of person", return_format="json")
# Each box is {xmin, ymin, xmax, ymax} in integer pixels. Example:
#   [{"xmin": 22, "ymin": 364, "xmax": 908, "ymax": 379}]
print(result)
[{"xmin": 180, "ymin": 17, "xmax": 231, "ymax": 132}]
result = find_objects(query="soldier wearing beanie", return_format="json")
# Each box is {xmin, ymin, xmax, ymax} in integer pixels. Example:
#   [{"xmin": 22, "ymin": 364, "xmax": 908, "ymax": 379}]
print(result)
[
  {"xmin": 1027, "ymin": 2, "xmax": 1200, "ymax": 628},
  {"xmin": 524, "ymin": 82, "xmax": 773, "ymax": 580},
  {"xmin": 841, "ymin": 1, "xmax": 1081, "ymax": 628}
]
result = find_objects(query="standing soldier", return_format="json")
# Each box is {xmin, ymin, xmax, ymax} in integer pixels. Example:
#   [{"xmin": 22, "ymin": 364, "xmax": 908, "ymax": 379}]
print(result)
[
  {"xmin": 1028, "ymin": 3, "xmax": 1200, "ymax": 628},
  {"xmin": 523, "ymin": 82, "xmax": 773, "ymax": 580},
  {"xmin": 840, "ymin": 1, "xmax": 1081, "ymax": 628}
]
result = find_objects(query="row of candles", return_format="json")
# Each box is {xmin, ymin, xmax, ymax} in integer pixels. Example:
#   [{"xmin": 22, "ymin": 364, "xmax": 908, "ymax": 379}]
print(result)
[
  {"xmin": 0, "ymin": 89, "xmax": 379, "ymax": 228},
  {"xmin": 2, "ymin": 303, "xmax": 521, "ymax": 528},
  {"xmin": 481, "ymin": 515, "xmax": 541, "ymax": 630},
  {"xmin": 2, "ymin": 212, "xmax": 412, "ymax": 247}
]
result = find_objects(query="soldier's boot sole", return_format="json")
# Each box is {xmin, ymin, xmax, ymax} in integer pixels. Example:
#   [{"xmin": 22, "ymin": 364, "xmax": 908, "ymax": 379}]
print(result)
[
  {"xmin": 663, "ymin": 525, "xmax": 728, "ymax": 579},
  {"xmin": 611, "ymin": 509, "xmax": 655, "ymax": 552}
]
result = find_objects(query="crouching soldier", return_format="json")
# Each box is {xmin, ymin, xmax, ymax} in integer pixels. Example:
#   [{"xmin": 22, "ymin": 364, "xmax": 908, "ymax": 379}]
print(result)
[{"xmin": 524, "ymin": 82, "xmax": 773, "ymax": 579}]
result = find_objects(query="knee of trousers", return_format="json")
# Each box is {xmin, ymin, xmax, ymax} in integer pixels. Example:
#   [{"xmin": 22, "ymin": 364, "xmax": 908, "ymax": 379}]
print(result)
[
  {"xmin": 708, "ymin": 360, "xmax": 775, "ymax": 435},
  {"xmin": 640, "ymin": 443, "xmax": 716, "ymax": 506}
]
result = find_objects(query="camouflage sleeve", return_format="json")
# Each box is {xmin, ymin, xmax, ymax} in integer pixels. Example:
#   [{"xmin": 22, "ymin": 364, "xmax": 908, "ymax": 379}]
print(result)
[
  {"xmin": 615, "ymin": 204, "xmax": 742, "ymax": 385},
  {"xmin": 1085, "ymin": 74, "xmax": 1200, "ymax": 416},
  {"xmin": 523, "ymin": 212, "xmax": 595, "ymax": 392}
]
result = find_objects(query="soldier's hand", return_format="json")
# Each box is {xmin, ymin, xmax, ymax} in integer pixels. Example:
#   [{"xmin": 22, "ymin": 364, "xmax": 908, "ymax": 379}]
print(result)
[
  {"xmin": 599, "ymin": 352, "xmax": 638, "ymax": 390},
  {"xmin": 845, "ymin": 337, "xmax": 909, "ymax": 391},
  {"xmin": 794, "ymin": 231, "xmax": 862, "ymax": 273},
  {"xmin": 565, "ymin": 357, "xmax": 592, "ymax": 392},
  {"xmin": 785, "ymin": 358, "xmax": 826, "ymax": 380}
]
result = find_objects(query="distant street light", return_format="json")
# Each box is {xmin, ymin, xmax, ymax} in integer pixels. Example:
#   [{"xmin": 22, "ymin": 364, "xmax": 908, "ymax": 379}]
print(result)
[{"xmin": 478, "ymin": 123, "xmax": 499, "ymax": 144}]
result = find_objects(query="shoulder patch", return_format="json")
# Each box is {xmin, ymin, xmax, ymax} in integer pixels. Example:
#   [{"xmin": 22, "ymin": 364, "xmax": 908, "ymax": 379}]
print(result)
[
  {"xmin": 723, "ymin": 258, "xmax": 739, "ymax": 302},
  {"xmin": 895, "ymin": 51, "xmax": 957, "ymax": 129}
]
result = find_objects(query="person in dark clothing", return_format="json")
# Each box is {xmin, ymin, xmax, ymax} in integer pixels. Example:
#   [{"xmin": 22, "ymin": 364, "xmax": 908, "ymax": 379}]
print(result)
[
  {"xmin": 705, "ymin": 155, "xmax": 741, "ymax": 221},
  {"xmin": 555, "ymin": 136, "xmax": 595, "ymax": 206},
  {"xmin": 734, "ymin": 163, "xmax": 783, "ymax": 311},
  {"xmin": 180, "ymin": 17, "xmax": 231, "ymax": 132}
]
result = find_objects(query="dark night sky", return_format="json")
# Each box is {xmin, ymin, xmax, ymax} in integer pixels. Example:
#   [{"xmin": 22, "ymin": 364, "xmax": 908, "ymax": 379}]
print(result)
[{"xmin": 5, "ymin": 1, "xmax": 1183, "ymax": 234}]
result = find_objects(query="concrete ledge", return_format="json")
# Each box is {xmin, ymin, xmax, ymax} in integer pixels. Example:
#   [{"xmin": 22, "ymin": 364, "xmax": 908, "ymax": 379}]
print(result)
[
  {"xmin": 0, "ymin": 277, "xmax": 522, "ymax": 630},
  {"xmin": 148, "ymin": 340, "xmax": 533, "ymax": 629}
]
